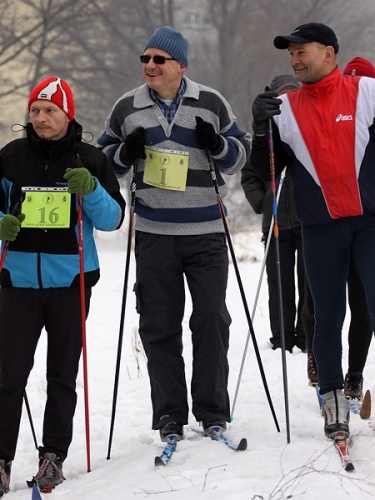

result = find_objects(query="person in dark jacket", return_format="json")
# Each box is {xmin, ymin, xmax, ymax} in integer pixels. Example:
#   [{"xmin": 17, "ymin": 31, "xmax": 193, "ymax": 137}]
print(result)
[
  {"xmin": 242, "ymin": 74, "xmax": 310, "ymax": 353},
  {"xmin": 0, "ymin": 76, "xmax": 125, "ymax": 495},
  {"xmin": 250, "ymin": 22, "xmax": 375, "ymax": 441},
  {"xmin": 97, "ymin": 26, "xmax": 251, "ymax": 444}
]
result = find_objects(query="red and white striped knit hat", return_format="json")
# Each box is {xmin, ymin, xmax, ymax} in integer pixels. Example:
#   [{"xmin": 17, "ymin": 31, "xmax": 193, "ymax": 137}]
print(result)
[{"xmin": 28, "ymin": 76, "xmax": 75, "ymax": 121}]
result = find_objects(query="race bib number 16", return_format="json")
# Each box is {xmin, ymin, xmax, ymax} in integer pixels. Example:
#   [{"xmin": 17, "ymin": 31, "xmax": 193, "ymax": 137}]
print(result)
[{"xmin": 21, "ymin": 187, "xmax": 71, "ymax": 229}]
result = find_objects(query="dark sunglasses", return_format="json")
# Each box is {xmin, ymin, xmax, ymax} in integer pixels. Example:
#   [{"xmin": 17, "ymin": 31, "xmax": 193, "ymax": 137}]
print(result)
[{"xmin": 140, "ymin": 55, "xmax": 176, "ymax": 64}]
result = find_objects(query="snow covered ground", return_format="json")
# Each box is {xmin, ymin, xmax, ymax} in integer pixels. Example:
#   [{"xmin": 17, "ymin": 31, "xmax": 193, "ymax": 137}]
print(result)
[{"xmin": 6, "ymin": 225, "xmax": 375, "ymax": 499}]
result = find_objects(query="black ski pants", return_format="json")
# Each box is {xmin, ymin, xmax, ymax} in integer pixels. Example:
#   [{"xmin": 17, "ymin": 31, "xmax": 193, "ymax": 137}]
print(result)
[
  {"xmin": 264, "ymin": 226, "xmax": 308, "ymax": 350},
  {"xmin": 134, "ymin": 231, "xmax": 231, "ymax": 429},
  {"xmin": 0, "ymin": 287, "xmax": 90, "ymax": 463}
]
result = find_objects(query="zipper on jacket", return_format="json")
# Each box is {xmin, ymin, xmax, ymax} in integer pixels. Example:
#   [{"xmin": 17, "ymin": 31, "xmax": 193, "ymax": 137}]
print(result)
[{"xmin": 35, "ymin": 159, "xmax": 49, "ymax": 286}]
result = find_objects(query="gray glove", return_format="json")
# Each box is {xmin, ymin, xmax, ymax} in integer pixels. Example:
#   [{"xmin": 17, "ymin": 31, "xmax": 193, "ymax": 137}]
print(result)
[{"xmin": 252, "ymin": 91, "xmax": 282, "ymax": 135}]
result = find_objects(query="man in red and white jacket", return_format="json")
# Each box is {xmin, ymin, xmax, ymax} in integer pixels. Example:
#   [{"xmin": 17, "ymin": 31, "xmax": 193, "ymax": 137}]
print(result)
[{"xmin": 250, "ymin": 22, "xmax": 375, "ymax": 441}]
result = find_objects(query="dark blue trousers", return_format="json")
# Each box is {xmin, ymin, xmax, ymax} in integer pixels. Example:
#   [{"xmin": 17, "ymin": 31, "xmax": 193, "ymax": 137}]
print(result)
[
  {"xmin": 302, "ymin": 215, "xmax": 375, "ymax": 394},
  {"xmin": 303, "ymin": 255, "xmax": 372, "ymax": 373}
]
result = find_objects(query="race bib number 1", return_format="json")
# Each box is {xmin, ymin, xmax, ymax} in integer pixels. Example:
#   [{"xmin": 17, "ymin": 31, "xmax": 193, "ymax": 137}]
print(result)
[
  {"xmin": 143, "ymin": 147, "xmax": 189, "ymax": 191},
  {"xmin": 21, "ymin": 187, "xmax": 71, "ymax": 228}
]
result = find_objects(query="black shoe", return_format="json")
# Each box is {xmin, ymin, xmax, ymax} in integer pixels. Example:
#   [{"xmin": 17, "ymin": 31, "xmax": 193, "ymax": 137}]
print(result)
[
  {"xmin": 0, "ymin": 460, "xmax": 11, "ymax": 496},
  {"xmin": 307, "ymin": 350, "xmax": 319, "ymax": 386},
  {"xmin": 202, "ymin": 419, "xmax": 227, "ymax": 435},
  {"xmin": 35, "ymin": 452, "xmax": 65, "ymax": 492},
  {"xmin": 271, "ymin": 340, "xmax": 293, "ymax": 353},
  {"xmin": 344, "ymin": 372, "xmax": 363, "ymax": 399},
  {"xmin": 159, "ymin": 422, "xmax": 184, "ymax": 442}
]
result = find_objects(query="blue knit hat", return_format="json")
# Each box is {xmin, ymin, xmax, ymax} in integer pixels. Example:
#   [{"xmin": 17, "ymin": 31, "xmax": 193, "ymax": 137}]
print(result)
[{"xmin": 144, "ymin": 26, "xmax": 189, "ymax": 67}]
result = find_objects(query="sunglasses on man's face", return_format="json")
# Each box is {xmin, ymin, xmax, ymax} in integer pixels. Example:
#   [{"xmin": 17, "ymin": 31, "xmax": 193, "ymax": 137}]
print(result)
[{"xmin": 140, "ymin": 55, "xmax": 176, "ymax": 64}]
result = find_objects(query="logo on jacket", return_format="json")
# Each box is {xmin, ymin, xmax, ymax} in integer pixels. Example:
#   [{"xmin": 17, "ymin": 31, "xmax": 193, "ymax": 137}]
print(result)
[{"xmin": 336, "ymin": 114, "xmax": 353, "ymax": 122}]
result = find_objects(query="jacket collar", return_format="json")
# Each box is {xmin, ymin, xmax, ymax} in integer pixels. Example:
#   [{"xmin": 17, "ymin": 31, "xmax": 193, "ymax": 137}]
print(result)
[
  {"xmin": 133, "ymin": 77, "xmax": 200, "ymax": 108},
  {"xmin": 300, "ymin": 66, "xmax": 342, "ymax": 97},
  {"xmin": 25, "ymin": 119, "xmax": 83, "ymax": 154}
]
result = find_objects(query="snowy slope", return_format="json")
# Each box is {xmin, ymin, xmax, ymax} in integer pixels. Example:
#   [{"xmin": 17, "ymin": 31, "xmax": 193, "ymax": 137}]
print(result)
[{"xmin": 6, "ymin": 228, "xmax": 375, "ymax": 499}]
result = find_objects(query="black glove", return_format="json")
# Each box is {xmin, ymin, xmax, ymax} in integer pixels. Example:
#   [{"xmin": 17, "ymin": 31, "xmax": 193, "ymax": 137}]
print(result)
[
  {"xmin": 120, "ymin": 127, "xmax": 146, "ymax": 165},
  {"xmin": 252, "ymin": 91, "xmax": 282, "ymax": 135},
  {"xmin": 195, "ymin": 116, "xmax": 223, "ymax": 155}
]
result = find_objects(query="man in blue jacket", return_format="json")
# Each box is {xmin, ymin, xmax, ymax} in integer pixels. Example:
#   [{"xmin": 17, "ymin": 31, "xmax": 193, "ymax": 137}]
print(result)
[{"xmin": 0, "ymin": 76, "xmax": 125, "ymax": 495}]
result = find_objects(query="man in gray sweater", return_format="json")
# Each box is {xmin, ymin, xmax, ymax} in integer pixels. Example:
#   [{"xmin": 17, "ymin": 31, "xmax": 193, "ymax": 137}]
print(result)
[{"xmin": 98, "ymin": 26, "xmax": 251, "ymax": 443}]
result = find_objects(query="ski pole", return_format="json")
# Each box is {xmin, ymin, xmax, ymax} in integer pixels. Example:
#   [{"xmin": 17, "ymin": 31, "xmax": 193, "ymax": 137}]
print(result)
[
  {"xmin": 231, "ymin": 168, "xmax": 286, "ymax": 420},
  {"xmin": 0, "ymin": 240, "xmax": 9, "ymax": 270},
  {"xmin": 205, "ymin": 149, "xmax": 280, "ymax": 433},
  {"xmin": 77, "ymin": 192, "xmax": 91, "ymax": 472},
  {"xmin": 269, "ymin": 118, "xmax": 290, "ymax": 443},
  {"xmin": 251, "ymin": 169, "xmax": 286, "ymax": 323},
  {"xmin": 23, "ymin": 391, "xmax": 38, "ymax": 450},
  {"xmin": 107, "ymin": 160, "xmax": 137, "ymax": 460},
  {"xmin": 0, "ymin": 205, "xmax": 39, "ymax": 449}
]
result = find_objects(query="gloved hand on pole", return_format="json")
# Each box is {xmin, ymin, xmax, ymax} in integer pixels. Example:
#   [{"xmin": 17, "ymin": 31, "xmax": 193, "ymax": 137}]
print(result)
[
  {"xmin": 0, "ymin": 213, "xmax": 25, "ymax": 241},
  {"xmin": 252, "ymin": 91, "xmax": 282, "ymax": 135},
  {"xmin": 120, "ymin": 127, "xmax": 146, "ymax": 165},
  {"xmin": 64, "ymin": 167, "xmax": 96, "ymax": 195},
  {"xmin": 195, "ymin": 116, "xmax": 223, "ymax": 155}
]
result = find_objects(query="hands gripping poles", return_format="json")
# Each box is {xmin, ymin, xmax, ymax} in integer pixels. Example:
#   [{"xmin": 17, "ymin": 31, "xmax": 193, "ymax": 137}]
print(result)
[
  {"xmin": 205, "ymin": 150, "xmax": 279, "ymax": 433},
  {"xmin": 231, "ymin": 168, "xmax": 286, "ymax": 420},
  {"xmin": 107, "ymin": 161, "xmax": 137, "ymax": 460},
  {"xmin": 0, "ymin": 205, "xmax": 39, "ymax": 451},
  {"xmin": 268, "ymin": 119, "xmax": 290, "ymax": 444}
]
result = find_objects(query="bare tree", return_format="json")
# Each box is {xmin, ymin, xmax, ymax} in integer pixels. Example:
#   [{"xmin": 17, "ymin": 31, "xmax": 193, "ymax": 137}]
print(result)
[
  {"xmin": 0, "ymin": 0, "xmax": 179, "ymax": 141},
  {"xmin": 1, "ymin": 0, "xmax": 375, "ymax": 228}
]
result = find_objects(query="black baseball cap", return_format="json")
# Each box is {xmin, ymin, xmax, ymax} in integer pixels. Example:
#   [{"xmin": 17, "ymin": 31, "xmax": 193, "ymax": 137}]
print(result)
[{"xmin": 273, "ymin": 22, "xmax": 339, "ymax": 54}]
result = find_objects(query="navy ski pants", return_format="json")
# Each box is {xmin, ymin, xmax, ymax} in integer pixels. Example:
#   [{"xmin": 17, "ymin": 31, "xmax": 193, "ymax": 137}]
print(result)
[
  {"xmin": 303, "ymin": 254, "xmax": 372, "ymax": 373},
  {"xmin": 302, "ymin": 215, "xmax": 375, "ymax": 394}
]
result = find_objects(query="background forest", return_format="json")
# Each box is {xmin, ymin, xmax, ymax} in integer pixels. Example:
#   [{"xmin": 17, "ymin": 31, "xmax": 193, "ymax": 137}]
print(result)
[{"xmin": 1, "ymin": 0, "xmax": 375, "ymax": 227}]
